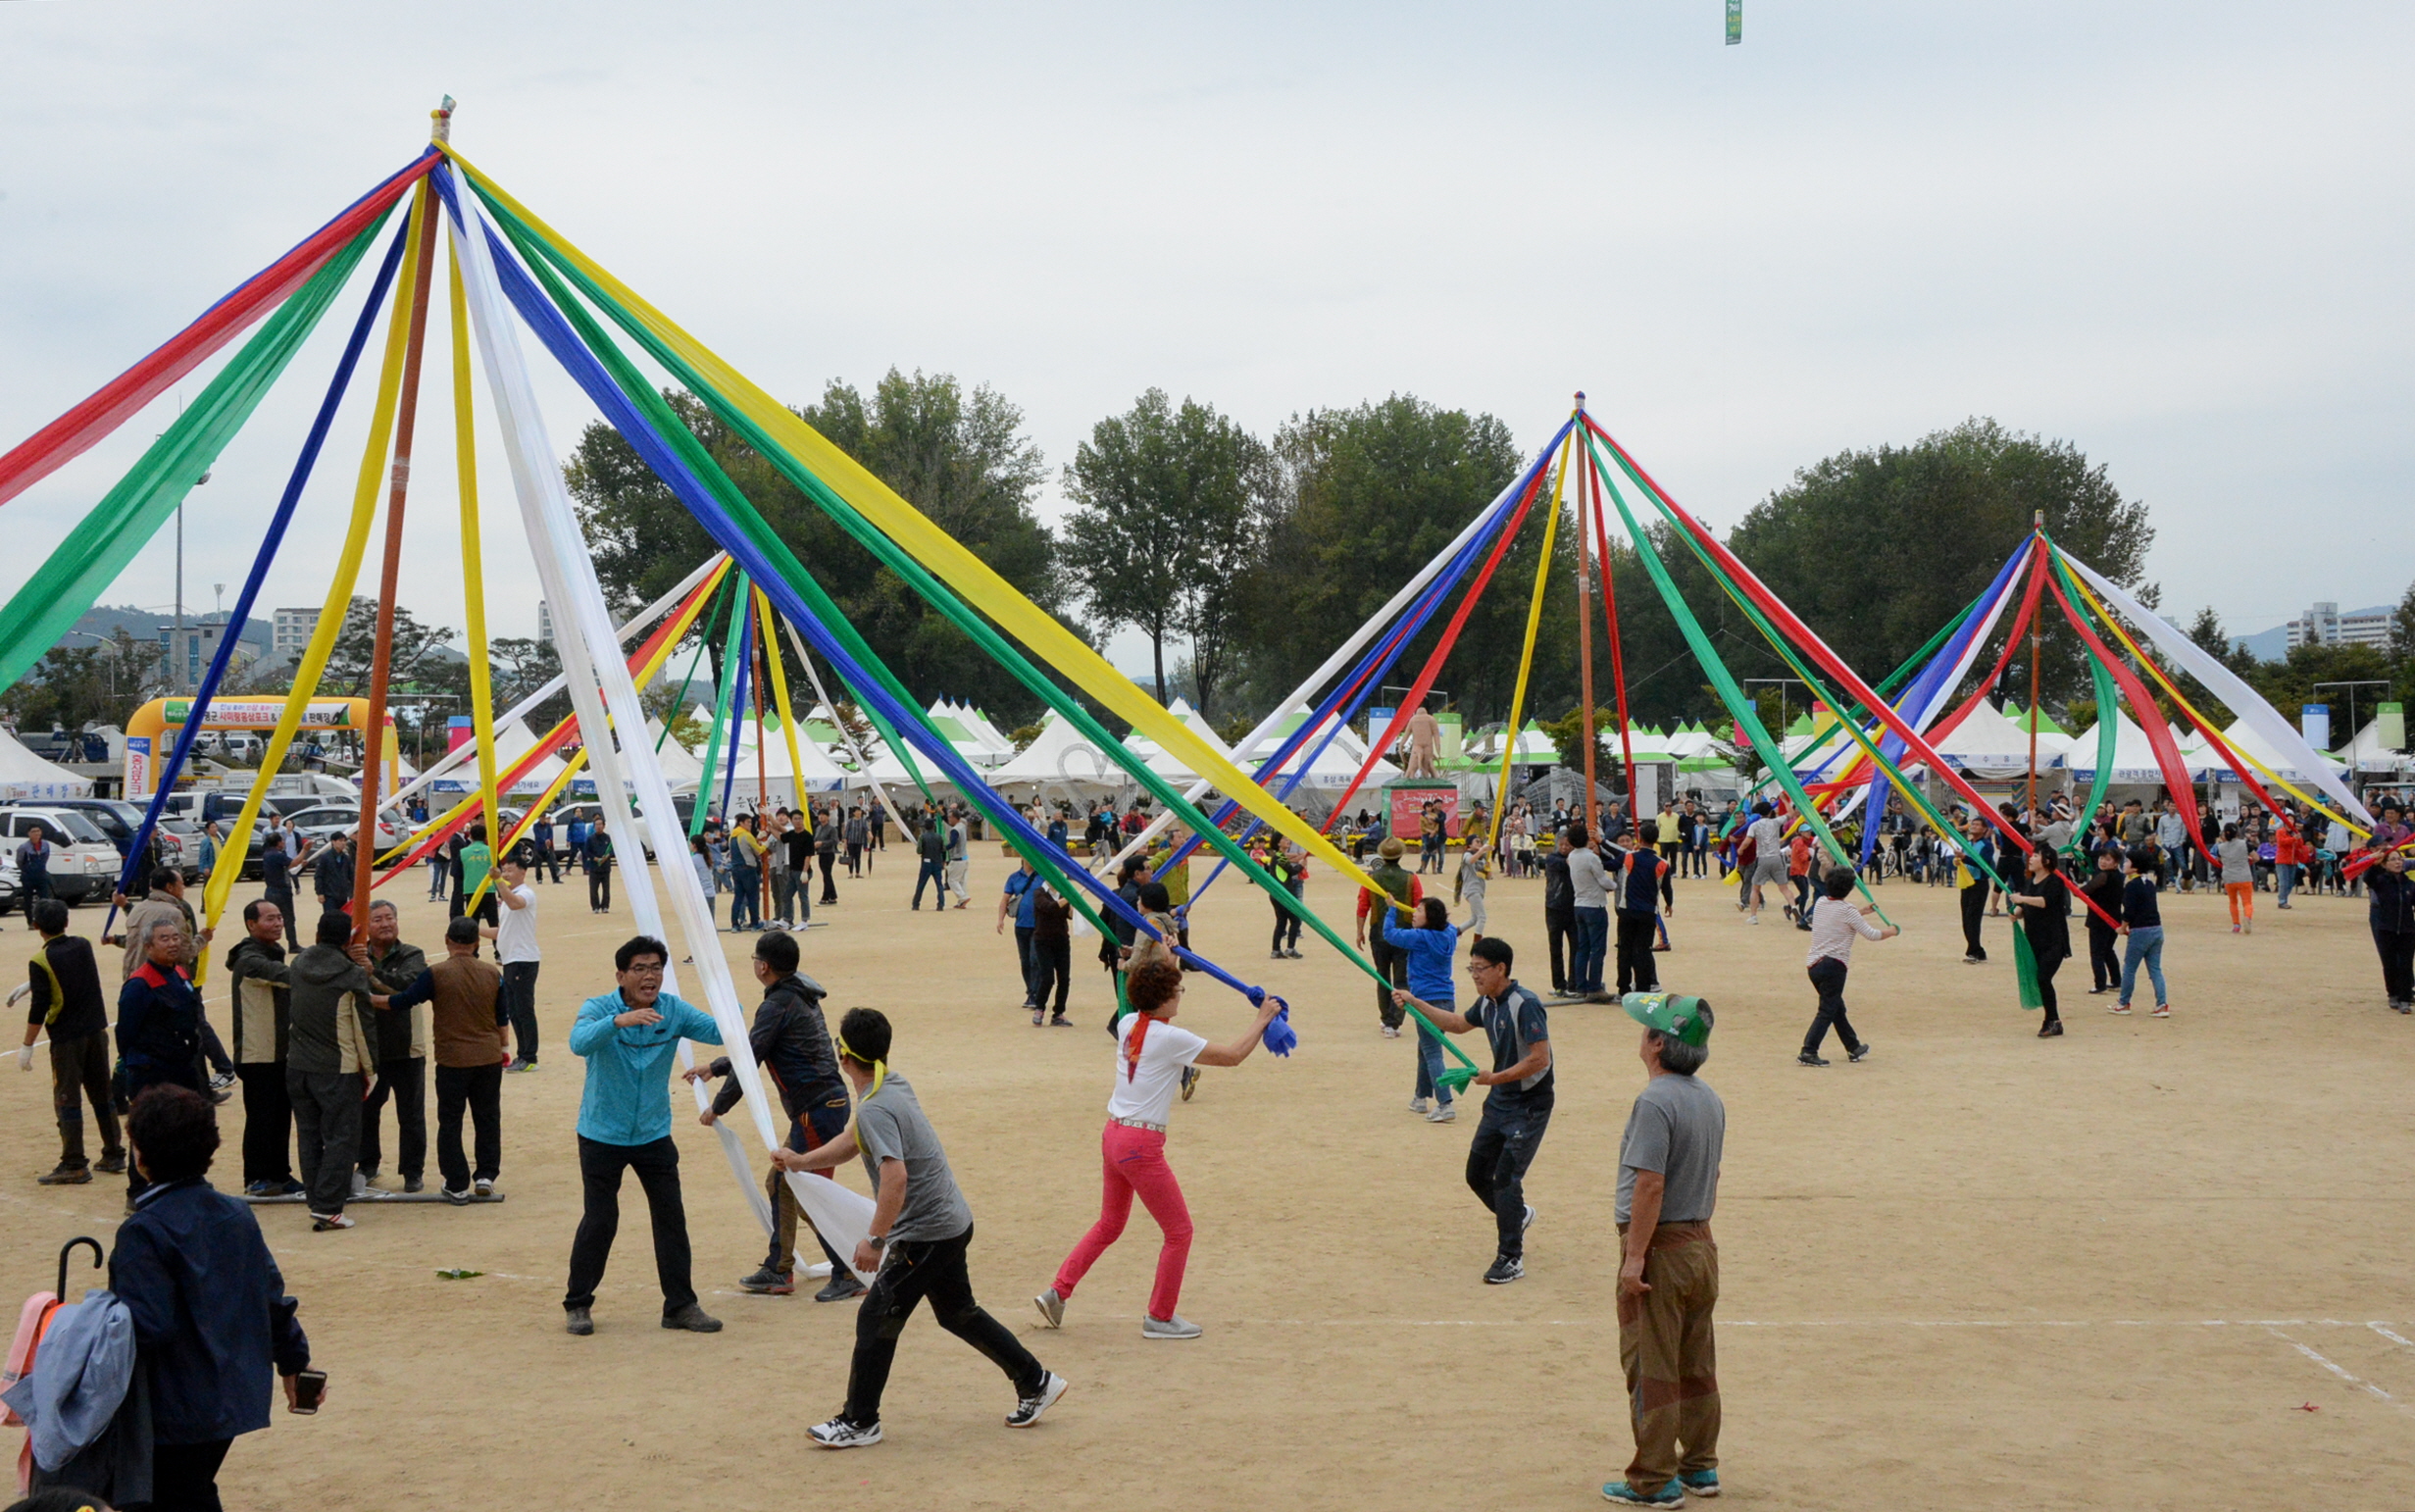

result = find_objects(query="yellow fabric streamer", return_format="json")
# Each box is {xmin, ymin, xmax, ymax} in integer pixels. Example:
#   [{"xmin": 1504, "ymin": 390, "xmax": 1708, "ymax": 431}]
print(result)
[
  {"xmin": 450, "ymin": 240, "xmax": 507, "ymax": 874},
  {"xmin": 198, "ymin": 183, "xmax": 432, "ymax": 984},
  {"xmin": 2069, "ymin": 574, "xmax": 2368, "ymax": 840},
  {"xmin": 755, "ymin": 587, "xmax": 812, "ymax": 815},
  {"xmin": 1484, "ymin": 432, "xmax": 1571, "ymax": 856},
  {"xmin": 440, "ymin": 146, "xmax": 1391, "ymax": 902}
]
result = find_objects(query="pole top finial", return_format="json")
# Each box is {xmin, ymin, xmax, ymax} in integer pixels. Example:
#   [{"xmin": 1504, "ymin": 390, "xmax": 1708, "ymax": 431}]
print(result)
[
  {"xmin": 1575, "ymin": 390, "xmax": 1586, "ymax": 411},
  {"xmin": 2034, "ymin": 509, "xmax": 2044, "ymax": 528},
  {"xmin": 431, "ymin": 96, "xmax": 455, "ymax": 143}
]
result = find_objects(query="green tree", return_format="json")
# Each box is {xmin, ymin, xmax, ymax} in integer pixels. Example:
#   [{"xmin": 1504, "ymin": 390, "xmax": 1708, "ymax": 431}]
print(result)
[
  {"xmin": 1240, "ymin": 396, "xmax": 1576, "ymax": 726},
  {"xmin": 1724, "ymin": 419, "xmax": 2154, "ymax": 715},
  {"xmin": 1058, "ymin": 389, "xmax": 1270, "ymax": 717},
  {"xmin": 320, "ymin": 597, "xmax": 458, "ymax": 699},
  {"xmin": 0, "ymin": 630, "xmax": 161, "ymax": 731},
  {"xmin": 568, "ymin": 373, "xmax": 1062, "ymax": 724}
]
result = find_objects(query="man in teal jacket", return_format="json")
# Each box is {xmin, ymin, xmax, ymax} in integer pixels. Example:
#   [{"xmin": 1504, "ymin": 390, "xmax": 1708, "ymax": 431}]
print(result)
[{"xmin": 562, "ymin": 934, "xmax": 726, "ymax": 1337}]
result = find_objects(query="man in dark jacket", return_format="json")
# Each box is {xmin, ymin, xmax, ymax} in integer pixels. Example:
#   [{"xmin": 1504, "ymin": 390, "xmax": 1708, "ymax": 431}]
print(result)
[
  {"xmin": 284, "ymin": 912, "xmax": 385, "ymax": 1230},
  {"xmin": 117, "ymin": 916, "xmax": 207, "ymax": 1209},
  {"xmin": 359, "ymin": 899, "xmax": 430, "ymax": 1192},
  {"xmin": 20, "ymin": 898, "xmax": 124, "ymax": 1184},
  {"xmin": 225, "ymin": 899, "xmax": 302, "ymax": 1195},
  {"xmin": 311, "ymin": 832, "xmax": 355, "ymax": 916},
  {"xmin": 1542, "ymin": 831, "xmax": 1576, "ymax": 997},
  {"xmin": 113, "ymin": 1084, "xmax": 315, "ymax": 1511},
  {"xmin": 684, "ymin": 930, "xmax": 859, "ymax": 1301},
  {"xmin": 911, "ymin": 819, "xmax": 948, "ymax": 910},
  {"xmin": 260, "ymin": 832, "xmax": 301, "ymax": 950}
]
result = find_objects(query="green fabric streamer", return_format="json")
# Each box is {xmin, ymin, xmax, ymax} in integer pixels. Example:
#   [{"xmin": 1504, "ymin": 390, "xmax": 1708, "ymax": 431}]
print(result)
[
  {"xmin": 2011, "ymin": 927, "xmax": 2043, "ymax": 1011},
  {"xmin": 481, "ymin": 183, "xmax": 1473, "ymax": 1062},
  {"xmin": 689, "ymin": 571, "xmax": 750, "ymax": 840},
  {"xmin": 658, "ymin": 570, "xmax": 736, "ymax": 755},
  {"xmin": 2047, "ymin": 547, "xmax": 2122, "ymax": 853},
  {"xmin": 0, "ymin": 215, "xmax": 389, "ymax": 691}
]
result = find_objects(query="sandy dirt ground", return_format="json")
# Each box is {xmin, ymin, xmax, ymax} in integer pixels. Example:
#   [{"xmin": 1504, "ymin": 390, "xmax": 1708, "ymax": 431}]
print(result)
[{"xmin": 2, "ymin": 843, "xmax": 2409, "ymax": 1511}]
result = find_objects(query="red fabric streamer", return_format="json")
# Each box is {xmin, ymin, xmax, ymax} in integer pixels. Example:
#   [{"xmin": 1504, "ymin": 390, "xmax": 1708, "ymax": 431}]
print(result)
[
  {"xmin": 0, "ymin": 149, "xmax": 441, "ymax": 511},
  {"xmin": 1319, "ymin": 460, "xmax": 1552, "ymax": 830},
  {"xmin": 1584, "ymin": 440, "xmax": 1637, "ymax": 806},
  {"xmin": 2044, "ymin": 571, "xmax": 2209, "ymax": 861}
]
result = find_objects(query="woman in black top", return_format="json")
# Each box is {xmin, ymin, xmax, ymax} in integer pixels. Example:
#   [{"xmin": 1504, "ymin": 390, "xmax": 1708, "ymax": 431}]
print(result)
[
  {"xmin": 2366, "ymin": 849, "xmax": 2414, "ymax": 1012},
  {"xmin": 2010, "ymin": 848, "xmax": 2073, "ymax": 1037},
  {"xmin": 2081, "ymin": 847, "xmax": 2126, "ymax": 993}
]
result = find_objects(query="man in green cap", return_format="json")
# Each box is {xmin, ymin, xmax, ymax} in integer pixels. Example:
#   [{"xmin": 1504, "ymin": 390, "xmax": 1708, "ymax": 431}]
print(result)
[{"xmin": 1602, "ymin": 989, "xmax": 1725, "ymax": 1507}]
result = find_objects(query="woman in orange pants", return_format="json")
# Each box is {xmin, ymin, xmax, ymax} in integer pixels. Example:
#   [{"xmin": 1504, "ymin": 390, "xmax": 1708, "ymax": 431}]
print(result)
[{"xmin": 2216, "ymin": 824, "xmax": 2256, "ymax": 933}]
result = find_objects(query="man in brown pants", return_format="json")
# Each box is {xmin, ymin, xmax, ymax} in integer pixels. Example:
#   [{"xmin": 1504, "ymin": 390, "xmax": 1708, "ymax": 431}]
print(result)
[
  {"xmin": 20, "ymin": 899, "xmax": 125, "ymax": 1183},
  {"xmin": 1604, "ymin": 992, "xmax": 1726, "ymax": 1507}
]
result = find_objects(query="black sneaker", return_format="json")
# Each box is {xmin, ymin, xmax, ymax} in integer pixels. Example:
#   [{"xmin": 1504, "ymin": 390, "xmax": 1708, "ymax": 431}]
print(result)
[
  {"xmin": 1796, "ymin": 1051, "xmax": 1830, "ymax": 1067},
  {"xmin": 1005, "ymin": 1371, "xmax": 1070, "ymax": 1429},
  {"xmin": 738, "ymin": 1266, "xmax": 795, "ymax": 1295},
  {"xmin": 1848, "ymin": 1042, "xmax": 1873, "ymax": 1063},
  {"xmin": 403, "ymin": 1176, "xmax": 425, "ymax": 1194},
  {"xmin": 661, "ymin": 1303, "xmax": 724, "ymax": 1333},
  {"xmin": 37, "ymin": 1163, "xmax": 92, "ymax": 1185},
  {"xmin": 93, "ymin": 1152, "xmax": 127, "ymax": 1176},
  {"xmin": 565, "ymin": 1305, "xmax": 594, "ymax": 1336},
  {"xmin": 814, "ymin": 1273, "xmax": 868, "ymax": 1303},
  {"xmin": 1484, "ymin": 1255, "xmax": 1524, "ymax": 1285}
]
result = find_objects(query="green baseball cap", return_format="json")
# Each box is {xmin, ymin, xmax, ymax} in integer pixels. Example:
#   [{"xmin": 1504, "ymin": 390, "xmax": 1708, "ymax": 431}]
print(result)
[{"xmin": 1622, "ymin": 991, "xmax": 1712, "ymax": 1047}]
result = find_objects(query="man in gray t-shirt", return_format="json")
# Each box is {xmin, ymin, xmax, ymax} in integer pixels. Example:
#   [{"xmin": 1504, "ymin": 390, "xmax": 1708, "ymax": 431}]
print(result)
[
  {"xmin": 1604, "ymin": 992, "xmax": 1726, "ymax": 1506},
  {"xmin": 778, "ymin": 1009, "xmax": 1065, "ymax": 1447}
]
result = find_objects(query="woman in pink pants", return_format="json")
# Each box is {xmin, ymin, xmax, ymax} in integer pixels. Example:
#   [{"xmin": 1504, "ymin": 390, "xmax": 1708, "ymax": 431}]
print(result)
[{"xmin": 1033, "ymin": 958, "xmax": 1282, "ymax": 1339}]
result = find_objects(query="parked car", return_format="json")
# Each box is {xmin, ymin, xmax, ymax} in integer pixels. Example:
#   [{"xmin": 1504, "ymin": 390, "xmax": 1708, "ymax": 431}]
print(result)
[
  {"xmin": 0, "ymin": 807, "xmax": 126, "ymax": 905},
  {"xmin": 0, "ymin": 856, "xmax": 18, "ymax": 914},
  {"xmin": 280, "ymin": 804, "xmax": 407, "ymax": 854},
  {"xmin": 39, "ymin": 797, "xmax": 187, "ymax": 877}
]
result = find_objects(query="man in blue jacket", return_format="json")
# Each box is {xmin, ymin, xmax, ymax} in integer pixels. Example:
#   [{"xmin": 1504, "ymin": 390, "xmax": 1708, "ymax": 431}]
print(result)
[
  {"xmin": 563, "ymin": 934, "xmax": 726, "ymax": 1336},
  {"xmin": 112, "ymin": 1084, "xmax": 315, "ymax": 1510}
]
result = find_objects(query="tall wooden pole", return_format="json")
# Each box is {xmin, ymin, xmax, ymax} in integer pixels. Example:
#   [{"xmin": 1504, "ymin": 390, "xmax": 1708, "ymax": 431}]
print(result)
[
  {"xmin": 2025, "ymin": 512, "xmax": 2043, "ymax": 823},
  {"xmin": 350, "ymin": 168, "xmax": 440, "ymax": 934},
  {"xmin": 1573, "ymin": 392, "xmax": 1599, "ymax": 837}
]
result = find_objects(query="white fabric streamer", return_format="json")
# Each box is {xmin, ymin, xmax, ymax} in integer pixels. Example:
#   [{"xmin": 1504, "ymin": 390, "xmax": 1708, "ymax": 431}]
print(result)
[
  {"xmin": 446, "ymin": 178, "xmax": 877, "ymax": 1264},
  {"xmin": 2058, "ymin": 552, "xmax": 2372, "ymax": 829}
]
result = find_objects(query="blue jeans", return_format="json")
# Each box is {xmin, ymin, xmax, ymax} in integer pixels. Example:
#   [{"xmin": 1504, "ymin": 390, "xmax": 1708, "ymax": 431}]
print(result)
[
  {"xmin": 1572, "ymin": 907, "xmax": 1609, "ymax": 994},
  {"xmin": 1412, "ymin": 997, "xmax": 1455, "ymax": 1107},
  {"xmin": 913, "ymin": 857, "xmax": 947, "ymax": 909},
  {"xmin": 2277, "ymin": 863, "xmax": 2298, "ymax": 906},
  {"xmin": 2119, "ymin": 925, "xmax": 2166, "ymax": 1006},
  {"xmin": 730, "ymin": 866, "xmax": 761, "ymax": 929}
]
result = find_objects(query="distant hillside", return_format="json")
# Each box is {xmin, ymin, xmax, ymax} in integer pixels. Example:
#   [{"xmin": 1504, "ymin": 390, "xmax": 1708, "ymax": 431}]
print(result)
[
  {"xmin": 2230, "ymin": 624, "xmax": 2290, "ymax": 663},
  {"xmin": 74, "ymin": 604, "xmax": 271, "ymax": 649}
]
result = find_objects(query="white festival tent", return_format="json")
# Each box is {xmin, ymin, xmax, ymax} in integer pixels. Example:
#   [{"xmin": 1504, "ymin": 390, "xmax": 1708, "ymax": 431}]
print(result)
[
  {"xmin": 428, "ymin": 718, "xmax": 579, "ymax": 798},
  {"xmin": 0, "ymin": 727, "xmax": 94, "ymax": 800},
  {"xmin": 2060, "ymin": 713, "xmax": 2217, "ymax": 785},
  {"xmin": 2337, "ymin": 718, "xmax": 2409, "ymax": 776},
  {"xmin": 984, "ymin": 711, "xmax": 1123, "ymax": 794},
  {"xmin": 1926, "ymin": 699, "xmax": 2068, "ymax": 780},
  {"xmin": 1253, "ymin": 705, "xmax": 1403, "ymax": 791},
  {"xmin": 643, "ymin": 720, "xmax": 706, "ymax": 788},
  {"xmin": 1123, "ymin": 699, "xmax": 1240, "ymax": 783},
  {"xmin": 715, "ymin": 724, "xmax": 852, "ymax": 797},
  {"xmin": 2206, "ymin": 717, "xmax": 2348, "ymax": 786}
]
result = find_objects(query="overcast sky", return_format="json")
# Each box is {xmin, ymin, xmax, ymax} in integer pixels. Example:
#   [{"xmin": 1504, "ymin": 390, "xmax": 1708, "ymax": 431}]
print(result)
[{"xmin": 2, "ymin": 0, "xmax": 2408, "ymax": 682}]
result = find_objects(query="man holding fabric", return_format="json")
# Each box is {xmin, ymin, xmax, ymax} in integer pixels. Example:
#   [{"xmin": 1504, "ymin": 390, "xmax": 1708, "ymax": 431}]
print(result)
[
  {"xmin": 1354, "ymin": 837, "xmax": 1423, "ymax": 1037},
  {"xmin": 562, "ymin": 935, "xmax": 726, "ymax": 1336},
  {"xmin": 358, "ymin": 900, "xmax": 430, "ymax": 1193}
]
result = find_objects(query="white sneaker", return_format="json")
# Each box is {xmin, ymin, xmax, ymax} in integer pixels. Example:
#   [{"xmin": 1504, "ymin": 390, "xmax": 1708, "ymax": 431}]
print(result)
[
  {"xmin": 474, "ymin": 1178, "xmax": 495, "ymax": 1198},
  {"xmin": 1409, "ymin": 1095, "xmax": 1431, "ymax": 1114},
  {"xmin": 1032, "ymin": 1287, "xmax": 1065, "ymax": 1329},
  {"xmin": 1427, "ymin": 1104, "xmax": 1457, "ymax": 1124},
  {"xmin": 1141, "ymin": 1314, "xmax": 1203, "ymax": 1340},
  {"xmin": 1005, "ymin": 1371, "xmax": 1070, "ymax": 1428},
  {"xmin": 808, "ymin": 1416, "xmax": 882, "ymax": 1449},
  {"xmin": 1382, "ymin": 1026, "xmax": 1401, "ymax": 1039}
]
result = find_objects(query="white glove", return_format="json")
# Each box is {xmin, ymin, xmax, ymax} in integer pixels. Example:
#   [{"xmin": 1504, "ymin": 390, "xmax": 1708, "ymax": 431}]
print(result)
[{"xmin": 16, "ymin": 1044, "xmax": 33, "ymax": 1072}]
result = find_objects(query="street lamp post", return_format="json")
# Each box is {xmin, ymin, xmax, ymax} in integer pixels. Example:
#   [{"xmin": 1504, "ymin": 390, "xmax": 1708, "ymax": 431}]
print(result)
[{"xmin": 2314, "ymin": 680, "xmax": 2390, "ymax": 800}]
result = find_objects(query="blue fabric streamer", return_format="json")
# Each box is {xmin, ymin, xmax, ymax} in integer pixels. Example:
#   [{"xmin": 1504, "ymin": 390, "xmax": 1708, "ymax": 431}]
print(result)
[
  {"xmin": 432, "ymin": 168, "xmax": 1265, "ymax": 1000},
  {"xmin": 112, "ymin": 216, "xmax": 414, "ymax": 912},
  {"xmin": 719, "ymin": 605, "xmax": 753, "ymax": 823}
]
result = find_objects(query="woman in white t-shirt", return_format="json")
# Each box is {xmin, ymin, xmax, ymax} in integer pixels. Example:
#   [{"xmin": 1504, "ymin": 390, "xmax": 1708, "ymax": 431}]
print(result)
[{"xmin": 1032, "ymin": 958, "xmax": 1282, "ymax": 1341}]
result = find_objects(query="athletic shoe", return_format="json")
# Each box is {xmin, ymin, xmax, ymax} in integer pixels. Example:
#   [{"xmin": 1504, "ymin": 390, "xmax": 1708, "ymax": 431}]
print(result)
[
  {"xmin": 2150, "ymin": 1004, "xmax": 2171, "ymax": 1018},
  {"xmin": 1848, "ymin": 1041, "xmax": 1873, "ymax": 1063},
  {"xmin": 815, "ymin": 1274, "xmax": 868, "ymax": 1303},
  {"xmin": 311, "ymin": 1212, "xmax": 355, "ymax": 1232},
  {"xmin": 738, "ymin": 1266, "xmax": 796, "ymax": 1295},
  {"xmin": 807, "ymin": 1417, "xmax": 882, "ymax": 1449},
  {"xmin": 1427, "ymin": 1103, "xmax": 1457, "ymax": 1124},
  {"xmin": 350, "ymin": 1172, "xmax": 371, "ymax": 1196},
  {"xmin": 661, "ymin": 1303, "xmax": 724, "ymax": 1333},
  {"xmin": 441, "ymin": 1186, "xmax": 472, "ymax": 1205},
  {"xmin": 1523, "ymin": 1203, "xmax": 1536, "ymax": 1233},
  {"xmin": 209, "ymin": 1070, "xmax": 237, "ymax": 1092},
  {"xmin": 1600, "ymin": 1481, "xmax": 1685, "ymax": 1506},
  {"xmin": 1382, "ymin": 1025, "xmax": 1401, "ymax": 1038},
  {"xmin": 93, "ymin": 1152, "xmax": 127, "ymax": 1176},
  {"xmin": 1005, "ymin": 1372, "xmax": 1070, "ymax": 1428},
  {"xmin": 1270, "ymin": 950, "xmax": 1285, "ymax": 960},
  {"xmin": 403, "ymin": 1177, "xmax": 424, "ymax": 1194},
  {"xmin": 2038, "ymin": 1022, "xmax": 2064, "ymax": 1037},
  {"xmin": 276, "ymin": 1178, "xmax": 305, "ymax": 1195},
  {"xmin": 474, "ymin": 1178, "xmax": 495, "ymax": 1197},
  {"xmin": 1747, "ymin": 916, "xmax": 1759, "ymax": 926},
  {"xmin": 1796, "ymin": 1051, "xmax": 1830, "ymax": 1067},
  {"xmin": 2088, "ymin": 985, "xmax": 2111, "ymax": 994},
  {"xmin": 1032, "ymin": 1287, "xmax": 1065, "ymax": 1329},
  {"xmin": 1484, "ymin": 1255, "xmax": 1524, "ymax": 1285},
  {"xmin": 1022, "ymin": 999, "xmax": 1039, "ymax": 1011},
  {"xmin": 1410, "ymin": 1095, "xmax": 1431, "ymax": 1114},
  {"xmin": 564, "ymin": 1306, "xmax": 593, "ymax": 1336},
  {"xmin": 1285, "ymin": 948, "xmax": 1303, "ymax": 959},
  {"xmin": 1050, "ymin": 1016, "xmax": 1073, "ymax": 1028},
  {"xmin": 243, "ymin": 1179, "xmax": 279, "ymax": 1196},
  {"xmin": 1031, "ymin": 1009, "xmax": 1044, "ymax": 1027},
  {"xmin": 2393, "ymin": 1001, "xmax": 2412, "ymax": 1015},
  {"xmin": 1141, "ymin": 1314, "xmax": 1203, "ymax": 1339},
  {"xmin": 1678, "ymin": 1467, "xmax": 1722, "ymax": 1496},
  {"xmin": 2231, "ymin": 925, "xmax": 2240, "ymax": 933},
  {"xmin": 2244, "ymin": 920, "xmax": 2253, "ymax": 934},
  {"xmin": 37, "ymin": 1163, "xmax": 92, "ymax": 1185},
  {"xmin": 1181, "ymin": 1067, "xmax": 1199, "ymax": 1101},
  {"xmin": 2111, "ymin": 1003, "xmax": 2133, "ymax": 1015}
]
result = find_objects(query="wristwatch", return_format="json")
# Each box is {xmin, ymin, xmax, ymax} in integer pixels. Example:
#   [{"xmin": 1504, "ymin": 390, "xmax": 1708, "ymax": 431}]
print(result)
[{"xmin": 865, "ymin": 1232, "xmax": 889, "ymax": 1248}]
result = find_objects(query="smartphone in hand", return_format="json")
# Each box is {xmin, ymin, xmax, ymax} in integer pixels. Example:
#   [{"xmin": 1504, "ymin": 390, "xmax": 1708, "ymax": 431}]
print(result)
[{"xmin": 292, "ymin": 1369, "xmax": 327, "ymax": 1414}]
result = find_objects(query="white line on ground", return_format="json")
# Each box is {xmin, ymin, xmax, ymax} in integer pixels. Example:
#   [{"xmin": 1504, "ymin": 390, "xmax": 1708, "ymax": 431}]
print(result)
[
  {"xmin": 1232, "ymin": 1317, "xmax": 2415, "ymax": 1330},
  {"xmin": 2370, "ymin": 1324, "xmax": 2415, "ymax": 1350},
  {"xmin": 2268, "ymin": 1327, "xmax": 2412, "ymax": 1414}
]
